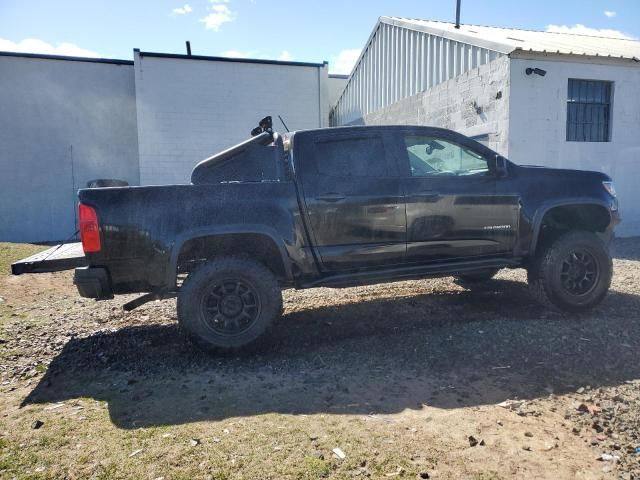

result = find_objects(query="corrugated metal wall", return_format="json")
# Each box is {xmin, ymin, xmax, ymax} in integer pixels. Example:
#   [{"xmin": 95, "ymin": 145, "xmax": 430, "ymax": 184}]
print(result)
[{"xmin": 332, "ymin": 21, "xmax": 503, "ymax": 126}]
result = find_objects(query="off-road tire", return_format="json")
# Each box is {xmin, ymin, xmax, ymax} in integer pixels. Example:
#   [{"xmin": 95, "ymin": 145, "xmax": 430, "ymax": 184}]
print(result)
[
  {"xmin": 177, "ymin": 257, "xmax": 282, "ymax": 352},
  {"xmin": 527, "ymin": 230, "xmax": 612, "ymax": 312},
  {"xmin": 454, "ymin": 268, "xmax": 500, "ymax": 288}
]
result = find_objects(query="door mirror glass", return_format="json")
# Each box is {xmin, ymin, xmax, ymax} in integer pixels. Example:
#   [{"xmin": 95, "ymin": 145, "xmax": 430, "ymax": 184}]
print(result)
[{"xmin": 404, "ymin": 135, "xmax": 489, "ymax": 177}]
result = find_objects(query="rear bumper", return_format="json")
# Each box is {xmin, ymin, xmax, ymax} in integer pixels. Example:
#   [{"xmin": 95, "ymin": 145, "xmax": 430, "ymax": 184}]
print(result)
[{"xmin": 74, "ymin": 267, "xmax": 113, "ymax": 299}]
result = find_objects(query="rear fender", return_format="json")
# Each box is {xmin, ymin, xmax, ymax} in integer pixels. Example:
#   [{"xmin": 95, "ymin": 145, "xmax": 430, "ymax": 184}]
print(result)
[{"xmin": 165, "ymin": 224, "xmax": 293, "ymax": 289}]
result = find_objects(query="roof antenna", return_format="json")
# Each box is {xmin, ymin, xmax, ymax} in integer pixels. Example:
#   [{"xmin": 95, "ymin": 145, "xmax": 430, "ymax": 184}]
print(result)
[
  {"xmin": 278, "ymin": 115, "xmax": 290, "ymax": 133},
  {"xmin": 186, "ymin": 41, "xmax": 192, "ymax": 56},
  {"xmin": 455, "ymin": 0, "xmax": 461, "ymax": 29}
]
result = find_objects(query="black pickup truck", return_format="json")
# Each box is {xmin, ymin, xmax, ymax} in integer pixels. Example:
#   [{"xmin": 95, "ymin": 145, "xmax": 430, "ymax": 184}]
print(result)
[{"xmin": 73, "ymin": 123, "xmax": 620, "ymax": 351}]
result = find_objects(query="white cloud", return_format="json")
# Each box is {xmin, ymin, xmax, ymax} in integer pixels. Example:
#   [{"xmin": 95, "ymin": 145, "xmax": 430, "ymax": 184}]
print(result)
[
  {"xmin": 172, "ymin": 4, "xmax": 192, "ymax": 14},
  {"xmin": 221, "ymin": 49, "xmax": 252, "ymax": 58},
  {"xmin": 604, "ymin": 10, "xmax": 617, "ymax": 18},
  {"xmin": 330, "ymin": 48, "xmax": 361, "ymax": 75},
  {"xmin": 200, "ymin": 4, "xmax": 235, "ymax": 31},
  {"xmin": 545, "ymin": 23, "xmax": 635, "ymax": 39},
  {"xmin": 220, "ymin": 50, "xmax": 294, "ymax": 62},
  {"xmin": 0, "ymin": 37, "xmax": 100, "ymax": 57}
]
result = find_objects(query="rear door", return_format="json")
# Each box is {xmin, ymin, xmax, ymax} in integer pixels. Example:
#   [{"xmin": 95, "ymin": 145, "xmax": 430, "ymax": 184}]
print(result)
[
  {"xmin": 395, "ymin": 128, "xmax": 519, "ymax": 263},
  {"xmin": 296, "ymin": 130, "xmax": 405, "ymax": 271}
]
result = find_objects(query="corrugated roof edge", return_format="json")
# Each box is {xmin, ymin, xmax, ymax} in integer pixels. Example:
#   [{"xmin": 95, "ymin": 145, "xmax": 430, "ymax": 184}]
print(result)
[
  {"xmin": 329, "ymin": 74, "xmax": 349, "ymax": 79},
  {"xmin": 136, "ymin": 49, "xmax": 327, "ymax": 68},
  {"xmin": 393, "ymin": 17, "xmax": 640, "ymax": 42},
  {"xmin": 509, "ymin": 48, "xmax": 640, "ymax": 63},
  {"xmin": 384, "ymin": 17, "xmax": 640, "ymax": 62},
  {"xmin": 0, "ymin": 50, "xmax": 133, "ymax": 65},
  {"xmin": 382, "ymin": 17, "xmax": 515, "ymax": 54}
]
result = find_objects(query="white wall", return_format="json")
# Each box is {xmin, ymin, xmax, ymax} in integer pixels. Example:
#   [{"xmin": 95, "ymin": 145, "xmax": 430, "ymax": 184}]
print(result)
[
  {"xmin": 0, "ymin": 55, "xmax": 139, "ymax": 243},
  {"xmin": 363, "ymin": 56, "xmax": 511, "ymax": 155},
  {"xmin": 328, "ymin": 75, "xmax": 348, "ymax": 110},
  {"xmin": 509, "ymin": 56, "xmax": 640, "ymax": 236},
  {"xmin": 135, "ymin": 53, "xmax": 328, "ymax": 185}
]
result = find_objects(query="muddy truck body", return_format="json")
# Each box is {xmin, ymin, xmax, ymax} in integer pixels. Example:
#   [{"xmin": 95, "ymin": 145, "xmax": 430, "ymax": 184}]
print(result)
[{"xmin": 71, "ymin": 125, "xmax": 619, "ymax": 350}]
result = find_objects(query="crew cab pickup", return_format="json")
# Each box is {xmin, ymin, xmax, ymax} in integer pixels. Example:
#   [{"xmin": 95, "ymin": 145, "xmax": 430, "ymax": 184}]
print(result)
[{"xmin": 74, "ymin": 124, "xmax": 620, "ymax": 351}]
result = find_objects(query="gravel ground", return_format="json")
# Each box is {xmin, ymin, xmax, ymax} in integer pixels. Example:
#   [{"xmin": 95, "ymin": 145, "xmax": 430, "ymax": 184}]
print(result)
[{"xmin": 0, "ymin": 238, "xmax": 639, "ymax": 479}]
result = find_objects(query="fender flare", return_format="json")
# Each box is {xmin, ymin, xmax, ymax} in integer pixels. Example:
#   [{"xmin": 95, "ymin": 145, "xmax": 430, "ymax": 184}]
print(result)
[
  {"xmin": 529, "ymin": 198, "xmax": 612, "ymax": 254},
  {"xmin": 164, "ymin": 224, "xmax": 294, "ymax": 288}
]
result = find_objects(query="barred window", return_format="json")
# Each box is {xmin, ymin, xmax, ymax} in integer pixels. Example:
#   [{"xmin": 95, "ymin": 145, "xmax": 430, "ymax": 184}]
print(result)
[{"xmin": 567, "ymin": 79, "xmax": 612, "ymax": 142}]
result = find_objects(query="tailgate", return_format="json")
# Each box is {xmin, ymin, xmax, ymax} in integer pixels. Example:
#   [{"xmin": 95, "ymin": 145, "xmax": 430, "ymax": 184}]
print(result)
[{"xmin": 11, "ymin": 242, "xmax": 87, "ymax": 275}]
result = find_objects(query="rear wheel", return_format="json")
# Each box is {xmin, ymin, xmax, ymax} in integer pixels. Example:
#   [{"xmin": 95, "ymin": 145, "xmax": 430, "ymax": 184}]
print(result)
[
  {"xmin": 177, "ymin": 257, "xmax": 282, "ymax": 352},
  {"xmin": 454, "ymin": 268, "xmax": 500, "ymax": 288},
  {"xmin": 527, "ymin": 230, "xmax": 612, "ymax": 312}
]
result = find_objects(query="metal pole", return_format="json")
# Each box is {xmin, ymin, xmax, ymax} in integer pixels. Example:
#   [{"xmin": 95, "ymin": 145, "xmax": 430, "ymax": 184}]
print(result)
[
  {"xmin": 455, "ymin": 0, "xmax": 461, "ymax": 28},
  {"xmin": 186, "ymin": 41, "xmax": 192, "ymax": 56}
]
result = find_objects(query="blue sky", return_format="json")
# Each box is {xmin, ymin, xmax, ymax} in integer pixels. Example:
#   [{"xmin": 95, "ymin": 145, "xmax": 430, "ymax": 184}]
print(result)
[{"xmin": 1, "ymin": 0, "xmax": 639, "ymax": 73}]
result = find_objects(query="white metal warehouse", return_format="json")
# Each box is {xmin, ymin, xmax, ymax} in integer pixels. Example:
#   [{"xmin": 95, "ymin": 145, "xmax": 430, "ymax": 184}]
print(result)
[{"xmin": 332, "ymin": 17, "xmax": 640, "ymax": 236}]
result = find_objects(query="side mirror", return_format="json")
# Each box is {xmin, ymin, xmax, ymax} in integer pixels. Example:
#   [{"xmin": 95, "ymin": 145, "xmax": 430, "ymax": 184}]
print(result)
[{"xmin": 495, "ymin": 155, "xmax": 508, "ymax": 178}]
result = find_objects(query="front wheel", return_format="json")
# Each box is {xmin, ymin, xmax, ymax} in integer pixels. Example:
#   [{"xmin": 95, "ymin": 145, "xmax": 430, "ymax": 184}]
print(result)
[
  {"xmin": 527, "ymin": 231, "xmax": 612, "ymax": 312},
  {"xmin": 177, "ymin": 257, "xmax": 282, "ymax": 352}
]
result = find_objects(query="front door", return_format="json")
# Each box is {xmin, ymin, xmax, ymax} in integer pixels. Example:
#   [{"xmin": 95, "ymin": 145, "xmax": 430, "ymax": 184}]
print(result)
[
  {"xmin": 297, "ymin": 130, "xmax": 406, "ymax": 271},
  {"xmin": 396, "ymin": 129, "xmax": 519, "ymax": 263}
]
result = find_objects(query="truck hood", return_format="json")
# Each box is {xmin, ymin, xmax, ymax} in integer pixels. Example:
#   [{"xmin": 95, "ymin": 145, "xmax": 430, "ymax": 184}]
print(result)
[
  {"xmin": 510, "ymin": 163, "xmax": 614, "ymax": 204},
  {"xmin": 515, "ymin": 163, "xmax": 612, "ymax": 182}
]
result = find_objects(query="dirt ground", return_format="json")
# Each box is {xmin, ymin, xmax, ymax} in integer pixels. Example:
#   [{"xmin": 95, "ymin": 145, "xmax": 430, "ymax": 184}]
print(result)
[{"xmin": 1, "ymin": 239, "xmax": 639, "ymax": 479}]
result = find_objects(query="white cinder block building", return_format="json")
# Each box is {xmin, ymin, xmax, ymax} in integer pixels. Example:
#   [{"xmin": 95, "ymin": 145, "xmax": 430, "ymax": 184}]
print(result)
[
  {"xmin": 134, "ymin": 50, "xmax": 330, "ymax": 185},
  {"xmin": 0, "ymin": 50, "xmax": 333, "ymax": 242},
  {"xmin": 0, "ymin": 53, "xmax": 139, "ymax": 243},
  {"xmin": 333, "ymin": 17, "xmax": 640, "ymax": 236}
]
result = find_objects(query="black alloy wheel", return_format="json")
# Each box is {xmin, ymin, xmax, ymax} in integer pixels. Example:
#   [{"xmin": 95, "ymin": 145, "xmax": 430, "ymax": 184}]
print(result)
[
  {"xmin": 559, "ymin": 249, "xmax": 599, "ymax": 296},
  {"xmin": 201, "ymin": 278, "xmax": 261, "ymax": 336}
]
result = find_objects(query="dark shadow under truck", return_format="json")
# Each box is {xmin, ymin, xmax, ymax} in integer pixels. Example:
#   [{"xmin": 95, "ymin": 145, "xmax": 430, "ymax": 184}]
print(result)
[{"xmin": 70, "ymin": 122, "xmax": 620, "ymax": 351}]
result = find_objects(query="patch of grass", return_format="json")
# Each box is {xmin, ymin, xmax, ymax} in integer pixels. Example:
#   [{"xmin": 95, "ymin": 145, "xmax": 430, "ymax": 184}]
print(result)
[
  {"xmin": 95, "ymin": 463, "xmax": 120, "ymax": 480},
  {"xmin": 0, "ymin": 243, "xmax": 48, "ymax": 276},
  {"xmin": 299, "ymin": 456, "xmax": 331, "ymax": 479},
  {"xmin": 34, "ymin": 363, "xmax": 48, "ymax": 374},
  {"xmin": 473, "ymin": 473, "xmax": 503, "ymax": 480},
  {"xmin": 0, "ymin": 437, "xmax": 40, "ymax": 475}
]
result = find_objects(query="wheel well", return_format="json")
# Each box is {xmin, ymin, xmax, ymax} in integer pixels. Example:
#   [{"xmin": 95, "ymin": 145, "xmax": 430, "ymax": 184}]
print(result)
[
  {"xmin": 176, "ymin": 233, "xmax": 288, "ymax": 280},
  {"xmin": 537, "ymin": 204, "xmax": 610, "ymax": 249}
]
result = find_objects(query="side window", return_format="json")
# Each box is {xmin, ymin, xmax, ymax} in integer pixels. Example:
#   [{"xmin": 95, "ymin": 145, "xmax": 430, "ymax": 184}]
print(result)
[
  {"xmin": 314, "ymin": 136, "xmax": 387, "ymax": 177},
  {"xmin": 404, "ymin": 135, "xmax": 488, "ymax": 177}
]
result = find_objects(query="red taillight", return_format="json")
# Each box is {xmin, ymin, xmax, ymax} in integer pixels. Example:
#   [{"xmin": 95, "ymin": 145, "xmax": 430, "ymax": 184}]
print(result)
[{"xmin": 79, "ymin": 203, "xmax": 101, "ymax": 253}]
